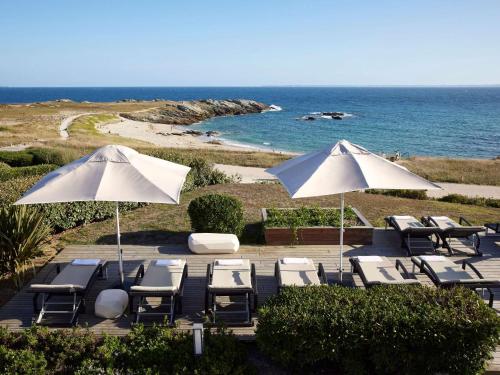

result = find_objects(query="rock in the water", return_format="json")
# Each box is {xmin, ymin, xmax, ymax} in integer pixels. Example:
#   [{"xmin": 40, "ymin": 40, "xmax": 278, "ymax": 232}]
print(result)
[
  {"xmin": 184, "ymin": 130, "xmax": 203, "ymax": 136},
  {"xmin": 206, "ymin": 130, "xmax": 221, "ymax": 137},
  {"xmin": 332, "ymin": 115, "xmax": 343, "ymax": 120},
  {"xmin": 120, "ymin": 99, "xmax": 269, "ymax": 125},
  {"xmin": 56, "ymin": 99, "xmax": 73, "ymax": 103}
]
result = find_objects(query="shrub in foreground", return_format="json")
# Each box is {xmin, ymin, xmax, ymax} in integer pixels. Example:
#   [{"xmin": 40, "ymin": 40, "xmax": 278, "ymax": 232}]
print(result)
[
  {"xmin": 188, "ymin": 193, "xmax": 245, "ymax": 236},
  {"xmin": 438, "ymin": 193, "xmax": 500, "ymax": 208},
  {"xmin": 0, "ymin": 164, "xmax": 58, "ymax": 182},
  {"xmin": 256, "ymin": 285, "xmax": 500, "ymax": 375},
  {"xmin": 0, "ymin": 205, "xmax": 52, "ymax": 287},
  {"xmin": 0, "ymin": 325, "xmax": 252, "ymax": 374}
]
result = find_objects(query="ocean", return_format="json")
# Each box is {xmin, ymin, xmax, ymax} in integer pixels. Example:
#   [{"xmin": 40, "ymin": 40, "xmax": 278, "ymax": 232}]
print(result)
[{"xmin": 1, "ymin": 87, "xmax": 499, "ymax": 158}]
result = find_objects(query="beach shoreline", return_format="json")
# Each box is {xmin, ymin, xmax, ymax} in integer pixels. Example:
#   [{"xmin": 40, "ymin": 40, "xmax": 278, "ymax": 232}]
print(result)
[{"xmin": 98, "ymin": 115, "xmax": 295, "ymax": 154}]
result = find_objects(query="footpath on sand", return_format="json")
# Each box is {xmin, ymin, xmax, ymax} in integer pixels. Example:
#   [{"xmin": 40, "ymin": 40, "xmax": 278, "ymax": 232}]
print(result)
[{"xmin": 215, "ymin": 164, "xmax": 500, "ymax": 199}]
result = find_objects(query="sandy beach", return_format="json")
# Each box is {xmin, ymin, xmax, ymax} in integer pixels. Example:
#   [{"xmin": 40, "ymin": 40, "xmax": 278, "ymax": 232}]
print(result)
[{"xmin": 98, "ymin": 116, "xmax": 285, "ymax": 152}]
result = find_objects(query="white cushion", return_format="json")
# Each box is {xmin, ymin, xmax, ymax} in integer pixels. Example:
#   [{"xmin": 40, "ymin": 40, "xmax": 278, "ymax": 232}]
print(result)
[
  {"xmin": 419, "ymin": 255, "xmax": 447, "ymax": 262},
  {"xmin": 94, "ymin": 289, "xmax": 129, "ymax": 319},
  {"xmin": 356, "ymin": 256, "xmax": 384, "ymax": 263},
  {"xmin": 188, "ymin": 233, "xmax": 239, "ymax": 254},
  {"xmin": 216, "ymin": 259, "xmax": 243, "ymax": 266},
  {"xmin": 283, "ymin": 257, "xmax": 308, "ymax": 264},
  {"xmin": 72, "ymin": 259, "xmax": 100, "ymax": 266},
  {"xmin": 156, "ymin": 259, "xmax": 181, "ymax": 266}
]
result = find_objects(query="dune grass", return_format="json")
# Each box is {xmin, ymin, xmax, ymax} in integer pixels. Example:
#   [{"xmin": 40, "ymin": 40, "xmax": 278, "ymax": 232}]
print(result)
[{"xmin": 398, "ymin": 157, "xmax": 500, "ymax": 186}]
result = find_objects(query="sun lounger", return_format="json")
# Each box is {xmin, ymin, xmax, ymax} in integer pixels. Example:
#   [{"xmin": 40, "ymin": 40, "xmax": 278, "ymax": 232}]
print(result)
[
  {"xmin": 485, "ymin": 222, "xmax": 500, "ymax": 235},
  {"xmin": 129, "ymin": 259, "xmax": 188, "ymax": 325},
  {"xmin": 29, "ymin": 258, "xmax": 108, "ymax": 326},
  {"xmin": 350, "ymin": 256, "xmax": 420, "ymax": 287},
  {"xmin": 205, "ymin": 259, "xmax": 257, "ymax": 326},
  {"xmin": 422, "ymin": 216, "xmax": 484, "ymax": 256},
  {"xmin": 411, "ymin": 255, "xmax": 500, "ymax": 307},
  {"xmin": 384, "ymin": 215, "xmax": 441, "ymax": 255},
  {"xmin": 275, "ymin": 257, "xmax": 327, "ymax": 292}
]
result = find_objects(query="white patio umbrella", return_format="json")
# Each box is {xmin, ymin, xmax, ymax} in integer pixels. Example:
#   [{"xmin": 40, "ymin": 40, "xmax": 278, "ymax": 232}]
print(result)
[
  {"xmin": 15, "ymin": 145, "xmax": 191, "ymax": 286},
  {"xmin": 266, "ymin": 139, "xmax": 441, "ymax": 282}
]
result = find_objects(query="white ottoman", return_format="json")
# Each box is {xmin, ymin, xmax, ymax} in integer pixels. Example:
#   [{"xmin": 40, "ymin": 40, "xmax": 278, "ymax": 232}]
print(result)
[
  {"xmin": 188, "ymin": 233, "xmax": 239, "ymax": 254},
  {"xmin": 94, "ymin": 289, "xmax": 128, "ymax": 319}
]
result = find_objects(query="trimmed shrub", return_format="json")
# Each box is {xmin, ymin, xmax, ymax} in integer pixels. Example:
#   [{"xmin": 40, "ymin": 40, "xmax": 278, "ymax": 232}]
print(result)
[
  {"xmin": 0, "ymin": 150, "xmax": 34, "ymax": 167},
  {"xmin": 0, "ymin": 205, "xmax": 52, "ymax": 288},
  {"xmin": 0, "ymin": 161, "xmax": 11, "ymax": 169},
  {"xmin": 256, "ymin": 285, "xmax": 500, "ymax": 375},
  {"xmin": 0, "ymin": 164, "xmax": 58, "ymax": 182},
  {"xmin": 28, "ymin": 147, "xmax": 78, "ymax": 166},
  {"xmin": 438, "ymin": 193, "xmax": 500, "ymax": 208},
  {"xmin": 366, "ymin": 189, "xmax": 428, "ymax": 200},
  {"xmin": 188, "ymin": 194, "xmax": 244, "ymax": 236}
]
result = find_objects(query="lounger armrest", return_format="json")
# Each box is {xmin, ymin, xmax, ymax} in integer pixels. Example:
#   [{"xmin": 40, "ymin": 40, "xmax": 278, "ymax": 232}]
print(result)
[
  {"xmin": 424, "ymin": 216, "xmax": 439, "ymax": 227},
  {"xmin": 318, "ymin": 263, "xmax": 328, "ymax": 284},
  {"xmin": 179, "ymin": 263, "xmax": 188, "ymax": 296},
  {"xmin": 459, "ymin": 216, "xmax": 472, "ymax": 226},
  {"xmin": 206, "ymin": 263, "xmax": 212, "ymax": 288},
  {"xmin": 133, "ymin": 264, "xmax": 145, "ymax": 286},
  {"xmin": 349, "ymin": 258, "xmax": 358, "ymax": 274},
  {"xmin": 462, "ymin": 261, "xmax": 484, "ymax": 279},
  {"xmin": 251, "ymin": 263, "xmax": 258, "ymax": 295},
  {"xmin": 395, "ymin": 260, "xmax": 413, "ymax": 279},
  {"xmin": 418, "ymin": 259, "xmax": 441, "ymax": 283}
]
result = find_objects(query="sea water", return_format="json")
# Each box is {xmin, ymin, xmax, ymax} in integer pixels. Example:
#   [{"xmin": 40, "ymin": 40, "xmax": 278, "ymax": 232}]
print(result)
[{"xmin": 1, "ymin": 86, "xmax": 499, "ymax": 158}]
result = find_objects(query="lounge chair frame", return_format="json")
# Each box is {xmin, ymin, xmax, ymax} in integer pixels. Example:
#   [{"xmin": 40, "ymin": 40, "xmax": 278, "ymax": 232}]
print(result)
[
  {"xmin": 30, "ymin": 261, "xmax": 108, "ymax": 326},
  {"xmin": 129, "ymin": 262, "xmax": 188, "ymax": 326},
  {"xmin": 350, "ymin": 258, "xmax": 418, "ymax": 287},
  {"xmin": 384, "ymin": 216, "xmax": 440, "ymax": 256},
  {"xmin": 423, "ymin": 216, "xmax": 483, "ymax": 256},
  {"xmin": 485, "ymin": 223, "xmax": 500, "ymax": 235},
  {"xmin": 412, "ymin": 257, "xmax": 496, "ymax": 307},
  {"xmin": 205, "ymin": 262, "xmax": 257, "ymax": 327},
  {"xmin": 274, "ymin": 261, "xmax": 327, "ymax": 293}
]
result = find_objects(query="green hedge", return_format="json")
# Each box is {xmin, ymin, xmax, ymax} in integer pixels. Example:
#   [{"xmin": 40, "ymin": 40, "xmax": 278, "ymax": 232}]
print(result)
[
  {"xmin": 0, "ymin": 148, "xmax": 81, "ymax": 168},
  {"xmin": 188, "ymin": 194, "xmax": 245, "ymax": 236},
  {"xmin": 0, "ymin": 325, "xmax": 253, "ymax": 375},
  {"xmin": 264, "ymin": 206, "xmax": 358, "ymax": 228},
  {"xmin": 0, "ymin": 164, "xmax": 58, "ymax": 182},
  {"xmin": 438, "ymin": 193, "xmax": 500, "ymax": 208},
  {"xmin": 365, "ymin": 189, "xmax": 428, "ymax": 200},
  {"xmin": 256, "ymin": 285, "xmax": 500, "ymax": 375}
]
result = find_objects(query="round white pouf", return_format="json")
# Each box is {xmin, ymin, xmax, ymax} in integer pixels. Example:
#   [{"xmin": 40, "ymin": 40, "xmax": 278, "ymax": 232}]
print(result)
[
  {"xmin": 94, "ymin": 289, "xmax": 128, "ymax": 319},
  {"xmin": 188, "ymin": 233, "xmax": 239, "ymax": 254}
]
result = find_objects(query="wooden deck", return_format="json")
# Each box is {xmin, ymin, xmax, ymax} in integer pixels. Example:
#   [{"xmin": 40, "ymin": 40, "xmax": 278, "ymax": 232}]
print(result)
[{"xmin": 1, "ymin": 229, "xmax": 500, "ymax": 372}]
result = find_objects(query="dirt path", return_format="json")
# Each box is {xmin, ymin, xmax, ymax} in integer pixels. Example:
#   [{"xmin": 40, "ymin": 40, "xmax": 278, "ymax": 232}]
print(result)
[{"xmin": 215, "ymin": 164, "xmax": 500, "ymax": 198}]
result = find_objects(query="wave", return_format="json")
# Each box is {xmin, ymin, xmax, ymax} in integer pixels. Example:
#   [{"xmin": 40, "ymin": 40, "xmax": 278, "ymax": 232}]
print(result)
[{"xmin": 268, "ymin": 104, "xmax": 282, "ymax": 111}]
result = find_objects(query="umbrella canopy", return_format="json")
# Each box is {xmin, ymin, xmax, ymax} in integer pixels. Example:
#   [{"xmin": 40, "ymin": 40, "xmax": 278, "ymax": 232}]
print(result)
[
  {"xmin": 266, "ymin": 140, "xmax": 441, "ymax": 198},
  {"xmin": 16, "ymin": 145, "xmax": 190, "ymax": 205},
  {"xmin": 266, "ymin": 139, "xmax": 441, "ymax": 282},
  {"xmin": 15, "ymin": 145, "xmax": 191, "ymax": 285}
]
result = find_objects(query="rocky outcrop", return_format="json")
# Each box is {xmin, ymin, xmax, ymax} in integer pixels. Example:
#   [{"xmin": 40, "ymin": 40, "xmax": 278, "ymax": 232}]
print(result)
[{"xmin": 120, "ymin": 99, "xmax": 269, "ymax": 125}]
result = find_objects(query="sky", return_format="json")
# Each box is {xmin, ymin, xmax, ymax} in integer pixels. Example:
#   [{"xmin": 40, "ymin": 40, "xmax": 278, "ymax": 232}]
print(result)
[{"xmin": 1, "ymin": 0, "xmax": 500, "ymax": 87}]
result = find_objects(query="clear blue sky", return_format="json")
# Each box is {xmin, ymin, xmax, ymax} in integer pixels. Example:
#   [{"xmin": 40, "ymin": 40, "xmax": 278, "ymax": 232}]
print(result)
[{"xmin": 1, "ymin": 0, "xmax": 499, "ymax": 86}]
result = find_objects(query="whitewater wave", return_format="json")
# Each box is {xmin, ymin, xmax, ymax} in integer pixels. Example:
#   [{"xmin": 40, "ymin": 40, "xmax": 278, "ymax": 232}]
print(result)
[{"xmin": 268, "ymin": 104, "xmax": 282, "ymax": 111}]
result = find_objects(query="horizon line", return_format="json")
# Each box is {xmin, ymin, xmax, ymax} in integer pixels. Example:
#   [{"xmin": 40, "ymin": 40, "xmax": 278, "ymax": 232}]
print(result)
[{"xmin": 1, "ymin": 84, "xmax": 500, "ymax": 89}]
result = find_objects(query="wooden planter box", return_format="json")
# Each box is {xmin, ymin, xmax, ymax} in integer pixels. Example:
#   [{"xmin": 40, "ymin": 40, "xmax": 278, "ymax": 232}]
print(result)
[{"xmin": 262, "ymin": 207, "xmax": 373, "ymax": 246}]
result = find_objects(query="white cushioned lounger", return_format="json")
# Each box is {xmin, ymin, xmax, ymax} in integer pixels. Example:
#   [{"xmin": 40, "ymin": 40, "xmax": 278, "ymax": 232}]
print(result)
[
  {"xmin": 411, "ymin": 255, "xmax": 500, "ymax": 306},
  {"xmin": 275, "ymin": 257, "xmax": 326, "ymax": 289},
  {"xmin": 424, "ymin": 216, "xmax": 484, "ymax": 256},
  {"xmin": 350, "ymin": 256, "xmax": 420, "ymax": 287},
  {"xmin": 205, "ymin": 259, "xmax": 257, "ymax": 326},
  {"xmin": 129, "ymin": 259, "xmax": 188, "ymax": 325},
  {"xmin": 29, "ymin": 259, "xmax": 107, "ymax": 326},
  {"xmin": 385, "ymin": 215, "xmax": 441, "ymax": 256}
]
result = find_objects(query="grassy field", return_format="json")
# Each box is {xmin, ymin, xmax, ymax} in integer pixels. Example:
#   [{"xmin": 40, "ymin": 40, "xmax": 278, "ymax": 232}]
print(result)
[{"xmin": 58, "ymin": 183, "xmax": 500, "ymax": 246}]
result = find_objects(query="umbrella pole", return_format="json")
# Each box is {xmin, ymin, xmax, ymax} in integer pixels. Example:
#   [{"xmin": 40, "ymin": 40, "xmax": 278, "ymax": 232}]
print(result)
[
  {"xmin": 116, "ymin": 202, "xmax": 124, "ymax": 286},
  {"xmin": 339, "ymin": 193, "xmax": 344, "ymax": 283}
]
